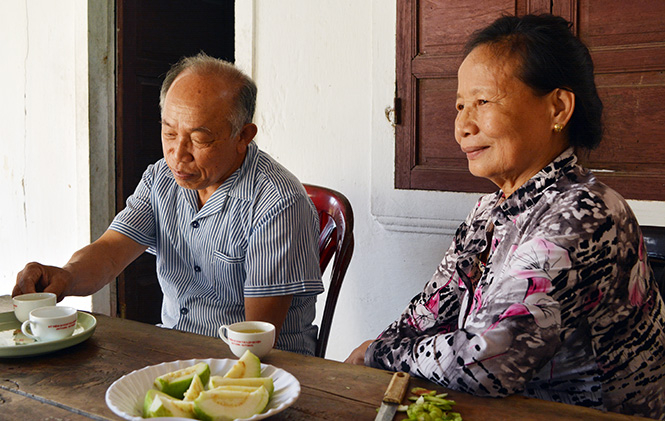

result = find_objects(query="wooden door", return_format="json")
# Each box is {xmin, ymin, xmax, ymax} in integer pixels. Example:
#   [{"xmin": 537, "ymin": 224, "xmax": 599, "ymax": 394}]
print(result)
[
  {"xmin": 395, "ymin": 0, "xmax": 530, "ymax": 194},
  {"xmin": 116, "ymin": 0, "xmax": 235, "ymax": 323},
  {"xmin": 575, "ymin": 0, "xmax": 665, "ymax": 199},
  {"xmin": 395, "ymin": 0, "xmax": 665, "ymax": 201}
]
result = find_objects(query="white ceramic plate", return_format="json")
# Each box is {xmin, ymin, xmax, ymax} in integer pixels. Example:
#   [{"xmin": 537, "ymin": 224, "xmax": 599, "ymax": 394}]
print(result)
[
  {"xmin": 0, "ymin": 311, "xmax": 96, "ymax": 358},
  {"xmin": 105, "ymin": 358, "xmax": 300, "ymax": 421}
]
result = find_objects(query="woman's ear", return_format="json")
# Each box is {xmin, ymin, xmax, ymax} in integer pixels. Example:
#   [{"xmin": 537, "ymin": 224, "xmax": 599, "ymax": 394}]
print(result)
[{"xmin": 552, "ymin": 88, "xmax": 575, "ymax": 127}]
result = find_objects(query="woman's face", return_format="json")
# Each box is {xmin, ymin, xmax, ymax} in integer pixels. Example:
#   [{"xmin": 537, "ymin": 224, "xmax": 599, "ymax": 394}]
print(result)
[{"xmin": 455, "ymin": 45, "xmax": 569, "ymax": 196}]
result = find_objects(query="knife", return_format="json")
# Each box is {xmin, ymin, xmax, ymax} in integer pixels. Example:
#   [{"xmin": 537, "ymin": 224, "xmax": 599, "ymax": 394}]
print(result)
[{"xmin": 375, "ymin": 371, "xmax": 410, "ymax": 421}]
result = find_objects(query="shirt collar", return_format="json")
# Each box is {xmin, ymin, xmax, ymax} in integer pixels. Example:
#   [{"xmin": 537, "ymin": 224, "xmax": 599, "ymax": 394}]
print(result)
[
  {"xmin": 455, "ymin": 147, "xmax": 577, "ymax": 257},
  {"xmin": 228, "ymin": 141, "xmax": 258, "ymax": 201},
  {"xmin": 452, "ymin": 147, "xmax": 578, "ymax": 289},
  {"xmin": 497, "ymin": 147, "xmax": 577, "ymax": 219},
  {"xmin": 193, "ymin": 141, "xmax": 257, "ymax": 217},
  {"xmin": 207, "ymin": 140, "xmax": 258, "ymax": 200}
]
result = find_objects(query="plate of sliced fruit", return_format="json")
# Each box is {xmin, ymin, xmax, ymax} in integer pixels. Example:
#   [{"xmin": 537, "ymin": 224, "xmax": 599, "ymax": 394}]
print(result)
[{"xmin": 105, "ymin": 350, "xmax": 300, "ymax": 420}]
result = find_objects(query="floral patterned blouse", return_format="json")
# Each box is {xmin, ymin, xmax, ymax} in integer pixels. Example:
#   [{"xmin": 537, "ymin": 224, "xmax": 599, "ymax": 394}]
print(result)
[{"xmin": 365, "ymin": 149, "xmax": 665, "ymax": 419}]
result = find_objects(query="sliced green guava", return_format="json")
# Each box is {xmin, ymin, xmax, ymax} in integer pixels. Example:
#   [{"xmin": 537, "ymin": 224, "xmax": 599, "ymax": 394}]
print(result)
[
  {"xmin": 193, "ymin": 386, "xmax": 269, "ymax": 421},
  {"xmin": 208, "ymin": 376, "xmax": 274, "ymax": 397},
  {"xmin": 154, "ymin": 362, "xmax": 211, "ymax": 399},
  {"xmin": 183, "ymin": 373, "xmax": 206, "ymax": 401},
  {"xmin": 142, "ymin": 389, "xmax": 195, "ymax": 418},
  {"xmin": 223, "ymin": 350, "xmax": 261, "ymax": 378}
]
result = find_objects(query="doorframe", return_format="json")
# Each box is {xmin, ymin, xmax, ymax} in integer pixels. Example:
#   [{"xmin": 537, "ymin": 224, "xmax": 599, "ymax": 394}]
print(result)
[
  {"xmin": 88, "ymin": 1, "xmax": 253, "ymax": 316},
  {"xmin": 87, "ymin": 0, "xmax": 117, "ymax": 316},
  {"xmin": 234, "ymin": 1, "xmax": 255, "ymax": 78}
]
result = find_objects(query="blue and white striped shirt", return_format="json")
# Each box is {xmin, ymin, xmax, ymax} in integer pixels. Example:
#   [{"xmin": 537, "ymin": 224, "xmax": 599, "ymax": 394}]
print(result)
[{"xmin": 109, "ymin": 142, "xmax": 324, "ymax": 354}]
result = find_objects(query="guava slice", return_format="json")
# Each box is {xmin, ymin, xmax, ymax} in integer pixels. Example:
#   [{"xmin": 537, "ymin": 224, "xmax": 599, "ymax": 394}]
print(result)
[
  {"xmin": 209, "ymin": 385, "xmax": 262, "ymax": 393},
  {"xmin": 143, "ymin": 389, "xmax": 195, "ymax": 418},
  {"xmin": 183, "ymin": 373, "xmax": 206, "ymax": 401},
  {"xmin": 193, "ymin": 386, "xmax": 270, "ymax": 421},
  {"xmin": 223, "ymin": 350, "xmax": 261, "ymax": 378},
  {"xmin": 208, "ymin": 376, "xmax": 274, "ymax": 397},
  {"xmin": 154, "ymin": 362, "xmax": 211, "ymax": 399}
]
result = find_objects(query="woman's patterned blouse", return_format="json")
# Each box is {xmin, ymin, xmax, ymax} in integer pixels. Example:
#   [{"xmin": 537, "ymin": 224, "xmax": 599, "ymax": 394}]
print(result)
[{"xmin": 366, "ymin": 148, "xmax": 665, "ymax": 419}]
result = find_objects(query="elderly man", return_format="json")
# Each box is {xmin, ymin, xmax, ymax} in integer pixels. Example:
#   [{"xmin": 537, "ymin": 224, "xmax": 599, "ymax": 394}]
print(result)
[{"xmin": 14, "ymin": 53, "xmax": 324, "ymax": 355}]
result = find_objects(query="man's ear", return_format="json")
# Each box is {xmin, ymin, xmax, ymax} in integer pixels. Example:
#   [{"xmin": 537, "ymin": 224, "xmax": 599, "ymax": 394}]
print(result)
[
  {"xmin": 551, "ymin": 88, "xmax": 575, "ymax": 127},
  {"xmin": 235, "ymin": 123, "xmax": 258, "ymax": 153}
]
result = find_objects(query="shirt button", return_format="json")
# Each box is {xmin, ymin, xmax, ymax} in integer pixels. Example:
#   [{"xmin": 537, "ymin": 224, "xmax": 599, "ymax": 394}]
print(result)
[
  {"xmin": 180, "ymin": 307, "xmax": 189, "ymax": 315},
  {"xmin": 194, "ymin": 265, "xmax": 201, "ymax": 272},
  {"xmin": 191, "ymin": 221, "xmax": 199, "ymax": 228}
]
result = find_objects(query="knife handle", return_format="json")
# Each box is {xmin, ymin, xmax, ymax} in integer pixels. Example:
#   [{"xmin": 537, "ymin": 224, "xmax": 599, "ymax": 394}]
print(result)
[{"xmin": 383, "ymin": 372, "xmax": 410, "ymax": 404}]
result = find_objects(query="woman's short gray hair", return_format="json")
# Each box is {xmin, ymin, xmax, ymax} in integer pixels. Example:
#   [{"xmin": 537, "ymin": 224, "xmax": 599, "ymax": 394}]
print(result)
[{"xmin": 159, "ymin": 52, "xmax": 257, "ymax": 138}]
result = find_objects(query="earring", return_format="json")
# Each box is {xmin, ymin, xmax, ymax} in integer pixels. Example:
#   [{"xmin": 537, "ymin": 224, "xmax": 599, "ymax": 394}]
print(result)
[{"xmin": 553, "ymin": 123, "xmax": 564, "ymax": 133}]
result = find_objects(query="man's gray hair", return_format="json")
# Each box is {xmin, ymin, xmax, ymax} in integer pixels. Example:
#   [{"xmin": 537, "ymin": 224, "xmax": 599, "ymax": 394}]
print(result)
[{"xmin": 159, "ymin": 52, "xmax": 257, "ymax": 138}]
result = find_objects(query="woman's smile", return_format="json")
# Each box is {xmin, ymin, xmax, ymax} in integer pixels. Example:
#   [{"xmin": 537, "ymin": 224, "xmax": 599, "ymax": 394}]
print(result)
[{"xmin": 461, "ymin": 145, "xmax": 489, "ymax": 160}]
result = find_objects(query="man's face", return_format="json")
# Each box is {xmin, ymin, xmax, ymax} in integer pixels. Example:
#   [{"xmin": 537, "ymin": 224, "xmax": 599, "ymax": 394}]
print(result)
[{"xmin": 160, "ymin": 70, "xmax": 250, "ymax": 205}]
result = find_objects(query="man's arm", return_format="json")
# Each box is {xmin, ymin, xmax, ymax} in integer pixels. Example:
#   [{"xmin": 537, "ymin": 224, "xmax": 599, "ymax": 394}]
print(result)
[
  {"xmin": 245, "ymin": 295, "xmax": 293, "ymax": 341},
  {"xmin": 243, "ymin": 191, "xmax": 323, "ymax": 349},
  {"xmin": 14, "ymin": 230, "xmax": 147, "ymax": 300}
]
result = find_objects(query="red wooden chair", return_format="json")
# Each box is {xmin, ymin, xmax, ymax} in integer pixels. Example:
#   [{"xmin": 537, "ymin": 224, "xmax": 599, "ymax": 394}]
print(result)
[{"xmin": 304, "ymin": 184, "xmax": 355, "ymax": 358}]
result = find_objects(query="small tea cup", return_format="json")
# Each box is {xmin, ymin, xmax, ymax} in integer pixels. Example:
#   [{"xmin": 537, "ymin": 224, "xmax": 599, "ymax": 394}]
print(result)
[
  {"xmin": 13, "ymin": 292, "xmax": 57, "ymax": 323},
  {"xmin": 21, "ymin": 306, "xmax": 77, "ymax": 342},
  {"xmin": 219, "ymin": 321, "xmax": 275, "ymax": 358}
]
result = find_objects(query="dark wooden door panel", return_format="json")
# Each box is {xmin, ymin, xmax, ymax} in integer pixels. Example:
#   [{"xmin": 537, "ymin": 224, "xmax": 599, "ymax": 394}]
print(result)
[
  {"xmin": 396, "ymin": 0, "xmax": 550, "ymax": 193},
  {"xmin": 116, "ymin": 0, "xmax": 234, "ymax": 323},
  {"xmin": 576, "ymin": 0, "xmax": 665, "ymax": 200},
  {"xmin": 396, "ymin": 0, "xmax": 665, "ymax": 200}
]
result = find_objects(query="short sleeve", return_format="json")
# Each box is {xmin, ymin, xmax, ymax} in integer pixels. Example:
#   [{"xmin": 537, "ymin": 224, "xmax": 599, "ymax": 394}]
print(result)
[
  {"xmin": 244, "ymin": 193, "xmax": 323, "ymax": 297},
  {"xmin": 108, "ymin": 163, "xmax": 158, "ymax": 248}
]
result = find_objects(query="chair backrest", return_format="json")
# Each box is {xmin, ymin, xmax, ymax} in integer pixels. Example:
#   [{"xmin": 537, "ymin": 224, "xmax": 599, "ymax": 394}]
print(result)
[
  {"xmin": 304, "ymin": 184, "xmax": 355, "ymax": 358},
  {"xmin": 641, "ymin": 225, "xmax": 665, "ymax": 297}
]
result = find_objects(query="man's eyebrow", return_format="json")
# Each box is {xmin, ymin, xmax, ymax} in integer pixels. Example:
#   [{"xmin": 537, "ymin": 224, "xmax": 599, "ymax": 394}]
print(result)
[
  {"xmin": 160, "ymin": 120, "xmax": 213, "ymax": 135},
  {"xmin": 192, "ymin": 126, "xmax": 214, "ymax": 135}
]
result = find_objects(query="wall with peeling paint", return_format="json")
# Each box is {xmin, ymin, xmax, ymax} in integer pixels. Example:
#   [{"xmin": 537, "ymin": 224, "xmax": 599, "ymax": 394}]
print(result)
[
  {"xmin": 0, "ymin": 0, "xmax": 94, "ymax": 311},
  {"xmin": 0, "ymin": 0, "xmax": 114, "ymax": 313}
]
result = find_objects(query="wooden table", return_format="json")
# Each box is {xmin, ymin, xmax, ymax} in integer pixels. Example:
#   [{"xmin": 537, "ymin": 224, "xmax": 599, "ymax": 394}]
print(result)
[{"xmin": 0, "ymin": 313, "xmax": 653, "ymax": 420}]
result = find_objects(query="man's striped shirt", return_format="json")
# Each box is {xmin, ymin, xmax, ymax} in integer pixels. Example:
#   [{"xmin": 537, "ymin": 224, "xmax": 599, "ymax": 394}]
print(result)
[{"xmin": 109, "ymin": 142, "xmax": 323, "ymax": 354}]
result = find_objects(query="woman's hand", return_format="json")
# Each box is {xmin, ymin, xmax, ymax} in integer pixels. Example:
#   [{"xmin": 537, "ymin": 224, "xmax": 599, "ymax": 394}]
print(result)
[{"xmin": 344, "ymin": 339, "xmax": 374, "ymax": 365}]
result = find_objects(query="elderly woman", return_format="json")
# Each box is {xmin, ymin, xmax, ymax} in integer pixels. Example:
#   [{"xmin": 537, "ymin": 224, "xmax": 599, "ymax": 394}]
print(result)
[{"xmin": 346, "ymin": 14, "xmax": 665, "ymax": 419}]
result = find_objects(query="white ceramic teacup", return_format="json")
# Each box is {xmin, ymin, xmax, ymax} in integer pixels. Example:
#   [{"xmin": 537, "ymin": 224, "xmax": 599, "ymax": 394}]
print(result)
[
  {"xmin": 13, "ymin": 292, "xmax": 57, "ymax": 323},
  {"xmin": 21, "ymin": 306, "xmax": 77, "ymax": 342},
  {"xmin": 218, "ymin": 321, "xmax": 276, "ymax": 358}
]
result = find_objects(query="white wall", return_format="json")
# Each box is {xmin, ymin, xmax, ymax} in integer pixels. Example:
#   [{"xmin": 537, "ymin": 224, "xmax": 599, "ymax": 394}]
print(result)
[
  {"xmin": 237, "ymin": 0, "xmax": 480, "ymax": 361},
  {"xmin": 0, "ymin": 0, "xmax": 88, "ymax": 310},
  {"xmin": 2, "ymin": 1, "xmax": 664, "ymax": 362},
  {"xmin": 237, "ymin": 0, "xmax": 665, "ymax": 362},
  {"xmin": 0, "ymin": 0, "xmax": 114, "ymax": 313}
]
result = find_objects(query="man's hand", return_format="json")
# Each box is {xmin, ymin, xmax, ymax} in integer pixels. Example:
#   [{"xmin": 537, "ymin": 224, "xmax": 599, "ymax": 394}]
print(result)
[
  {"xmin": 13, "ymin": 230, "xmax": 147, "ymax": 302},
  {"xmin": 13, "ymin": 262, "xmax": 74, "ymax": 301},
  {"xmin": 344, "ymin": 339, "xmax": 374, "ymax": 365}
]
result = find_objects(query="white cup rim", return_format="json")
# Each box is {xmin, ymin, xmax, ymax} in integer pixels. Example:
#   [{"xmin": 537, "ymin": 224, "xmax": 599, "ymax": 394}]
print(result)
[
  {"xmin": 13, "ymin": 292, "xmax": 57, "ymax": 302},
  {"xmin": 223, "ymin": 321, "xmax": 275, "ymax": 334},
  {"xmin": 28, "ymin": 306, "xmax": 77, "ymax": 320},
  {"xmin": 218, "ymin": 321, "xmax": 275, "ymax": 358}
]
